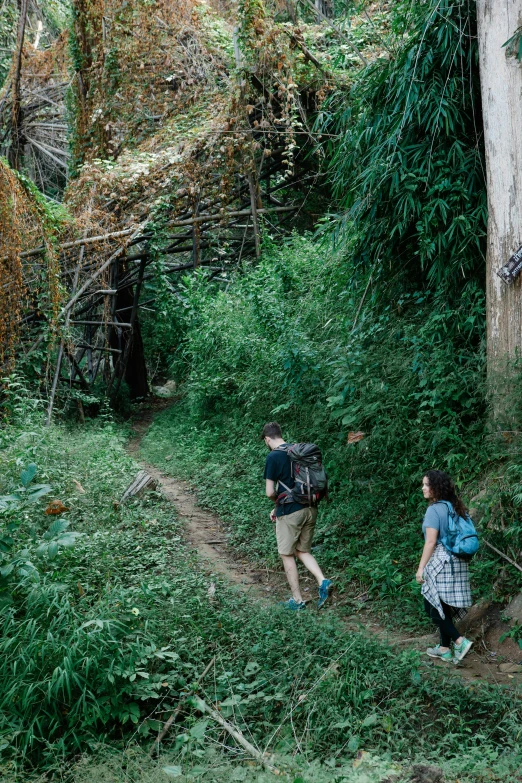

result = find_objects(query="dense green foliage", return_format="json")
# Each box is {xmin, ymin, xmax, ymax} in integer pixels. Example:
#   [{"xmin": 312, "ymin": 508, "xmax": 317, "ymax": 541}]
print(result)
[
  {"xmin": 317, "ymin": 0, "xmax": 486, "ymax": 290},
  {"xmin": 3, "ymin": 0, "xmax": 522, "ymax": 780}
]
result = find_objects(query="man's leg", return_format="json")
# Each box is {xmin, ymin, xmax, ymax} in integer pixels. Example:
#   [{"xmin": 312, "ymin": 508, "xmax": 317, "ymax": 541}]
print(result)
[
  {"xmin": 294, "ymin": 508, "xmax": 326, "ymax": 586},
  {"xmin": 294, "ymin": 508, "xmax": 333, "ymax": 608},
  {"xmin": 280, "ymin": 554, "xmax": 303, "ymax": 603},
  {"xmin": 295, "ymin": 550, "xmax": 325, "ymax": 586}
]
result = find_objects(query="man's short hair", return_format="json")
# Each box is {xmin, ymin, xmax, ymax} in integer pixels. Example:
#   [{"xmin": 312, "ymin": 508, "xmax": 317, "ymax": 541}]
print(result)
[{"xmin": 261, "ymin": 421, "xmax": 282, "ymax": 440}]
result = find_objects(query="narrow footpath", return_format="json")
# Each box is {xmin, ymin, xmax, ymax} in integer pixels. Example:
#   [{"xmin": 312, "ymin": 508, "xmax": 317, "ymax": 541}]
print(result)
[{"xmin": 127, "ymin": 404, "xmax": 522, "ymax": 689}]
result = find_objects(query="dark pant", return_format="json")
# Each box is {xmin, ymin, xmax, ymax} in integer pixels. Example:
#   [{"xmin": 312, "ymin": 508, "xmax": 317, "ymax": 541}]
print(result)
[{"xmin": 424, "ymin": 598, "xmax": 460, "ymax": 647}]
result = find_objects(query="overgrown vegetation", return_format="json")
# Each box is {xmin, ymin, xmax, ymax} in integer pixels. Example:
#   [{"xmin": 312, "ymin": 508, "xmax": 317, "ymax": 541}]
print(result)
[
  {"xmin": 2, "ymin": 0, "xmax": 522, "ymax": 780},
  {"xmin": 1, "ymin": 392, "xmax": 522, "ymax": 782}
]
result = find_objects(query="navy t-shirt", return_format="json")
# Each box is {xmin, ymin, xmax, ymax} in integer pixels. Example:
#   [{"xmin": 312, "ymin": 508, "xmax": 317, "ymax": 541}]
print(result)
[{"xmin": 264, "ymin": 445, "xmax": 306, "ymax": 517}]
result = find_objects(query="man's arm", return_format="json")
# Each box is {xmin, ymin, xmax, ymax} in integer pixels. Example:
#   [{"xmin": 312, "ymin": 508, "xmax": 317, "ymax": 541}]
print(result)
[{"xmin": 266, "ymin": 478, "xmax": 277, "ymax": 500}]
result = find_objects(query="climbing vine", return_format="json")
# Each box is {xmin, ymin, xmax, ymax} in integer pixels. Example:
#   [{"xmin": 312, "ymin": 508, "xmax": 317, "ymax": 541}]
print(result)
[{"xmin": 0, "ymin": 157, "xmax": 64, "ymax": 369}]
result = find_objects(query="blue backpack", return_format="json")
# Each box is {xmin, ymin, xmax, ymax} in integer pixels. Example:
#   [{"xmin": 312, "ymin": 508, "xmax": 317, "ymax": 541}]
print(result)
[{"xmin": 438, "ymin": 501, "xmax": 479, "ymax": 561}]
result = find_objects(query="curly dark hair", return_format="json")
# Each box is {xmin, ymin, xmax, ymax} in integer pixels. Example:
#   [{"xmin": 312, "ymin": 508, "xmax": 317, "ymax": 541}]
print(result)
[{"xmin": 424, "ymin": 469, "xmax": 468, "ymax": 519}]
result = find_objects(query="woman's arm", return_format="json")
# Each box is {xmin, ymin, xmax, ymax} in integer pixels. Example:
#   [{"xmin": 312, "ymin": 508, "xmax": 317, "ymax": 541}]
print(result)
[{"xmin": 416, "ymin": 527, "xmax": 438, "ymax": 583}]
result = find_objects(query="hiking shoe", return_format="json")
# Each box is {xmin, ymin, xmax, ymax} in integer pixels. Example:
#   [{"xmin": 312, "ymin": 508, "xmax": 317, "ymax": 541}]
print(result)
[
  {"xmin": 453, "ymin": 638, "xmax": 473, "ymax": 663},
  {"xmin": 426, "ymin": 644, "xmax": 453, "ymax": 662},
  {"xmin": 318, "ymin": 579, "xmax": 334, "ymax": 609},
  {"xmin": 280, "ymin": 598, "xmax": 306, "ymax": 611}
]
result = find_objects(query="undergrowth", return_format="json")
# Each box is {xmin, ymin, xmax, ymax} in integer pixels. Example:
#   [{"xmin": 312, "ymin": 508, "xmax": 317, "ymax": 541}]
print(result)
[{"xmin": 0, "ymin": 396, "xmax": 521, "ymax": 781}]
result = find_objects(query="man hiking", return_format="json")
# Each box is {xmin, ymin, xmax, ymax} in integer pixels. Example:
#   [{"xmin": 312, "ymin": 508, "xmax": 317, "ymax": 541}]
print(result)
[{"xmin": 262, "ymin": 421, "xmax": 333, "ymax": 611}]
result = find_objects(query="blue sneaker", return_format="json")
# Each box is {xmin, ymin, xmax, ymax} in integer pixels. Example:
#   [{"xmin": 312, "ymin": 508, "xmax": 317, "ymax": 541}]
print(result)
[
  {"xmin": 280, "ymin": 598, "xmax": 306, "ymax": 611},
  {"xmin": 318, "ymin": 579, "xmax": 333, "ymax": 609}
]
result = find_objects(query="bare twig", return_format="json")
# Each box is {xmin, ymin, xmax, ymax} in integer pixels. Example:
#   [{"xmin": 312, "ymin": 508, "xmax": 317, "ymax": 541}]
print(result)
[
  {"xmin": 150, "ymin": 657, "xmax": 215, "ymax": 756},
  {"xmin": 483, "ymin": 540, "xmax": 522, "ymax": 575},
  {"xmin": 192, "ymin": 696, "xmax": 280, "ymax": 776}
]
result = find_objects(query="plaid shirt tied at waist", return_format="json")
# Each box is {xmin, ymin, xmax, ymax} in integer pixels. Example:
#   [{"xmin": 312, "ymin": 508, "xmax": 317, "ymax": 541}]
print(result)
[{"xmin": 421, "ymin": 542, "xmax": 472, "ymax": 620}]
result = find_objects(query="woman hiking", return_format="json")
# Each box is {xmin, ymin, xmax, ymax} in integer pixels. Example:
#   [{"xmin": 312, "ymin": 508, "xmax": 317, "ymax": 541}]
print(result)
[{"xmin": 416, "ymin": 469, "xmax": 473, "ymax": 663}]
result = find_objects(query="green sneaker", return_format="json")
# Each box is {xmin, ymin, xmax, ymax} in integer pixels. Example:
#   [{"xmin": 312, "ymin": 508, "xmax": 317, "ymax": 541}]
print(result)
[
  {"xmin": 426, "ymin": 644, "xmax": 453, "ymax": 662},
  {"xmin": 453, "ymin": 637, "xmax": 473, "ymax": 663}
]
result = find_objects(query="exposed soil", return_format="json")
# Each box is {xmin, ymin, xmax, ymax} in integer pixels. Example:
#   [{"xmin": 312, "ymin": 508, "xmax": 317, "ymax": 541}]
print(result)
[{"xmin": 127, "ymin": 401, "xmax": 522, "ymax": 689}]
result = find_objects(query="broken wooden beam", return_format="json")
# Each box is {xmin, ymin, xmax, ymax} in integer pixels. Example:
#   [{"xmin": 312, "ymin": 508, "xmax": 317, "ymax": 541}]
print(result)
[
  {"xmin": 121, "ymin": 470, "xmax": 158, "ymax": 502},
  {"xmin": 77, "ymin": 343, "xmax": 122, "ymax": 354},
  {"xmin": 167, "ymin": 205, "xmax": 296, "ymax": 228},
  {"xmin": 70, "ymin": 320, "xmax": 133, "ymax": 327}
]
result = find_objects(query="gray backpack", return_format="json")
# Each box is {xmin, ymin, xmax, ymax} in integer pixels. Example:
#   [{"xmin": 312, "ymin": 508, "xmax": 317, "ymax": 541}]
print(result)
[{"xmin": 276, "ymin": 443, "xmax": 328, "ymax": 507}]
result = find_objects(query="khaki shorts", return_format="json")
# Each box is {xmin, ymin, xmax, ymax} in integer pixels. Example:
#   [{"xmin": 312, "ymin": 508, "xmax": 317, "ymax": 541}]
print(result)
[{"xmin": 275, "ymin": 507, "xmax": 318, "ymax": 556}]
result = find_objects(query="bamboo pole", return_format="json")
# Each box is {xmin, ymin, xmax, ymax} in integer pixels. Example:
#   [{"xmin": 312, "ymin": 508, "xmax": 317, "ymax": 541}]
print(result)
[
  {"xmin": 58, "ymin": 222, "xmax": 147, "ymax": 319},
  {"xmin": 46, "ymin": 236, "xmax": 87, "ymax": 425},
  {"xmin": 11, "ymin": 208, "xmax": 296, "ymax": 265},
  {"xmin": 70, "ymin": 320, "xmax": 133, "ymax": 327},
  {"xmin": 77, "ymin": 343, "xmax": 122, "ymax": 354},
  {"xmin": 168, "ymin": 205, "xmax": 296, "ymax": 228},
  {"xmin": 248, "ymin": 173, "xmax": 261, "ymax": 259}
]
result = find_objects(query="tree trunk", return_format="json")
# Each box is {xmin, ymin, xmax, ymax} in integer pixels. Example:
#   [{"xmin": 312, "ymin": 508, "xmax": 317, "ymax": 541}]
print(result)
[
  {"xmin": 9, "ymin": 0, "xmax": 28, "ymax": 171},
  {"xmin": 109, "ymin": 272, "xmax": 149, "ymax": 399},
  {"xmin": 477, "ymin": 1, "xmax": 522, "ymax": 416}
]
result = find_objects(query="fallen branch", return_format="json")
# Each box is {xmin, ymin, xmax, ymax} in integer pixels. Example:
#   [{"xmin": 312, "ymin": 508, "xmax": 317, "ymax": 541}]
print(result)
[
  {"xmin": 150, "ymin": 657, "xmax": 215, "ymax": 756},
  {"xmin": 192, "ymin": 695, "xmax": 280, "ymax": 776},
  {"xmin": 483, "ymin": 540, "xmax": 522, "ymax": 575},
  {"xmin": 283, "ymin": 29, "xmax": 329, "ymax": 73}
]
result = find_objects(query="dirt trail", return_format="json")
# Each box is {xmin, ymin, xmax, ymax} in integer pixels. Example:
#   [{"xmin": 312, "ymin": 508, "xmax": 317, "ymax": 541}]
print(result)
[
  {"xmin": 127, "ymin": 409, "xmax": 274, "ymax": 597},
  {"xmin": 127, "ymin": 404, "xmax": 522, "ymax": 689}
]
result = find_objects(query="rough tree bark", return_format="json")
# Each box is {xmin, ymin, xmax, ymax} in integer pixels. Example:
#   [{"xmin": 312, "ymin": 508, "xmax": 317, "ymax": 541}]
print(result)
[
  {"xmin": 477, "ymin": 1, "xmax": 522, "ymax": 414},
  {"xmin": 9, "ymin": 0, "xmax": 28, "ymax": 171}
]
